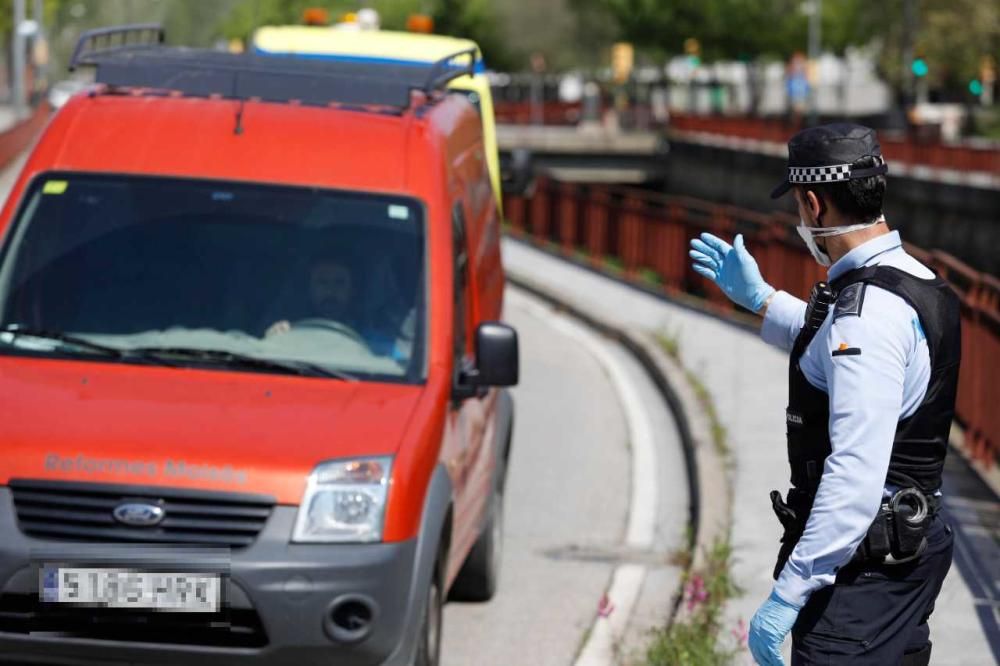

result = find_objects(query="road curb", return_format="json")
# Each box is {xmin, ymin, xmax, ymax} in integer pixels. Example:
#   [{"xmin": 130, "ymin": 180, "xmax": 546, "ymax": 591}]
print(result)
[{"xmin": 504, "ymin": 270, "xmax": 733, "ymax": 636}]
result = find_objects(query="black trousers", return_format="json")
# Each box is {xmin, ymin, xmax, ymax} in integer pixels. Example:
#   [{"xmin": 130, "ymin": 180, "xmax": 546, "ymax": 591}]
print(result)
[{"xmin": 791, "ymin": 514, "xmax": 954, "ymax": 665}]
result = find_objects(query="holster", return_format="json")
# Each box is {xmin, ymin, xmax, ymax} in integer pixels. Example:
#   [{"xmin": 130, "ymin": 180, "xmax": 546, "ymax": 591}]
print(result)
[
  {"xmin": 853, "ymin": 505, "xmax": 893, "ymax": 562},
  {"xmin": 770, "ymin": 488, "xmax": 813, "ymax": 580}
]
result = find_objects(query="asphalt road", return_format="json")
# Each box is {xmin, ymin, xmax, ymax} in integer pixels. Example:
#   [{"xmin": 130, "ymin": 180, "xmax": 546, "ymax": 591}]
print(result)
[
  {"xmin": 442, "ymin": 288, "xmax": 687, "ymax": 666},
  {"xmin": 440, "ymin": 289, "xmax": 627, "ymax": 666}
]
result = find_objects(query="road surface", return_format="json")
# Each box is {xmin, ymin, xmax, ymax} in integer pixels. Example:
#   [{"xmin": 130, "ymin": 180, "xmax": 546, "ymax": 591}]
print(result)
[{"xmin": 442, "ymin": 287, "xmax": 687, "ymax": 666}]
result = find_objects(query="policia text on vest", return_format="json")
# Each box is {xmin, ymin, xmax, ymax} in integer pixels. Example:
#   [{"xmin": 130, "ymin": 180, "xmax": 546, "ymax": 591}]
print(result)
[{"xmin": 688, "ymin": 123, "xmax": 961, "ymax": 666}]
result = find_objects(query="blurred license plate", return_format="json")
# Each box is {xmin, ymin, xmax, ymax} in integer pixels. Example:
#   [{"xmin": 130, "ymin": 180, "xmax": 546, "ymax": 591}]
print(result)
[{"xmin": 41, "ymin": 568, "xmax": 220, "ymax": 612}]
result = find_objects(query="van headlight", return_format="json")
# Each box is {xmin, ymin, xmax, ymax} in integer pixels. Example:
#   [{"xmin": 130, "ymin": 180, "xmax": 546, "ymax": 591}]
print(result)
[{"xmin": 291, "ymin": 457, "xmax": 392, "ymax": 543}]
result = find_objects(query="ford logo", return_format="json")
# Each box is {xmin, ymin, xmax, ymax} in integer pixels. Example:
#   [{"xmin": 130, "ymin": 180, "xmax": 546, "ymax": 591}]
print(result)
[{"xmin": 112, "ymin": 502, "xmax": 165, "ymax": 527}]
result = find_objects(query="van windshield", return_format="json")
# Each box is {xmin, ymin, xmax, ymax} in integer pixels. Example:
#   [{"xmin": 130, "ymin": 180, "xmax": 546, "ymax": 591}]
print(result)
[{"xmin": 0, "ymin": 174, "xmax": 426, "ymax": 383}]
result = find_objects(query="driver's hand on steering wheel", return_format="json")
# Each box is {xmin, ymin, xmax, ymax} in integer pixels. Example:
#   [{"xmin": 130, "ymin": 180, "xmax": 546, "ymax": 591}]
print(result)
[{"xmin": 265, "ymin": 320, "xmax": 291, "ymax": 338}]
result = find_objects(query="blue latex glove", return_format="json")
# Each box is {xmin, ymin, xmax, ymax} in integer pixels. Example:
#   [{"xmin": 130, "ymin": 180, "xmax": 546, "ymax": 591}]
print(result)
[
  {"xmin": 689, "ymin": 232, "xmax": 775, "ymax": 312},
  {"xmin": 748, "ymin": 590, "xmax": 802, "ymax": 666}
]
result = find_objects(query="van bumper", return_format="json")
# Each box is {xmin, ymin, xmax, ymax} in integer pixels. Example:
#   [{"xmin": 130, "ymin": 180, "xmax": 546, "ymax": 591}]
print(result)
[{"xmin": 0, "ymin": 492, "xmax": 432, "ymax": 666}]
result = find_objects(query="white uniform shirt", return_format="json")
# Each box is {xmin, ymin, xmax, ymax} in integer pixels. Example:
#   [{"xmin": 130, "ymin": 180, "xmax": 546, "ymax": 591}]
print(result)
[{"xmin": 760, "ymin": 230, "xmax": 934, "ymax": 607}]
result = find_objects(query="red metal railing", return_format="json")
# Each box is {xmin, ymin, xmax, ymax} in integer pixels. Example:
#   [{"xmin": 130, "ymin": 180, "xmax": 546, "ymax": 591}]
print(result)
[
  {"xmin": 504, "ymin": 178, "xmax": 1000, "ymax": 466},
  {"xmin": 493, "ymin": 101, "xmax": 585, "ymax": 126}
]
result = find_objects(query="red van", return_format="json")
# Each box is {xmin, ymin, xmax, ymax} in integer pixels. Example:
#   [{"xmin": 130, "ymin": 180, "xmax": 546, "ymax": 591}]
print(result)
[{"xmin": 0, "ymin": 26, "xmax": 516, "ymax": 666}]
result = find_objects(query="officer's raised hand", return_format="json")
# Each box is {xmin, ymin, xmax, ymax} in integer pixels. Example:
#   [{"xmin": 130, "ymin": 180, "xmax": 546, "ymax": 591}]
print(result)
[{"xmin": 689, "ymin": 233, "xmax": 775, "ymax": 313}]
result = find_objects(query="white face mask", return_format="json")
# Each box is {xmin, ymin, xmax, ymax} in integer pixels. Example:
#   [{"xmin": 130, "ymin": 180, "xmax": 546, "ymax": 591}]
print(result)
[{"xmin": 796, "ymin": 215, "xmax": 886, "ymax": 267}]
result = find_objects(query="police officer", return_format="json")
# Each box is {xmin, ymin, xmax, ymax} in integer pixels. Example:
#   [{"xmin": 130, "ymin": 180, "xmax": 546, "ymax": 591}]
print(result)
[{"xmin": 688, "ymin": 123, "xmax": 960, "ymax": 665}]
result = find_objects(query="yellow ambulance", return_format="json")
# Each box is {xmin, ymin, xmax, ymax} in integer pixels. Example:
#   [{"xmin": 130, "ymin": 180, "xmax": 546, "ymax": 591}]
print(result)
[{"xmin": 253, "ymin": 26, "xmax": 502, "ymax": 209}]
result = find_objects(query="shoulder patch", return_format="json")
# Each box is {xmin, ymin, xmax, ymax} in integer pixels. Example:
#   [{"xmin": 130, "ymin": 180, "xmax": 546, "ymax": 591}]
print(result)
[{"xmin": 834, "ymin": 282, "xmax": 866, "ymax": 320}]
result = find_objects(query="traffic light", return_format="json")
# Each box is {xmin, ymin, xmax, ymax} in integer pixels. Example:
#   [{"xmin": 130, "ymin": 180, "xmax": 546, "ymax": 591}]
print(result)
[
  {"xmin": 969, "ymin": 79, "xmax": 983, "ymax": 96},
  {"xmin": 911, "ymin": 57, "xmax": 928, "ymax": 78}
]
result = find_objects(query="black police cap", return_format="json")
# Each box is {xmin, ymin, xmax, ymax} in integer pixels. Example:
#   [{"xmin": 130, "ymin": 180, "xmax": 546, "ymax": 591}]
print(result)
[{"xmin": 770, "ymin": 122, "xmax": 889, "ymax": 199}]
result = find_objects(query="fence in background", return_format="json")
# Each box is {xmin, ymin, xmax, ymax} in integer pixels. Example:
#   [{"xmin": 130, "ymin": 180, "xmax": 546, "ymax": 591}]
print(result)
[
  {"xmin": 492, "ymin": 101, "xmax": 1000, "ymax": 176},
  {"xmin": 504, "ymin": 178, "xmax": 1000, "ymax": 466}
]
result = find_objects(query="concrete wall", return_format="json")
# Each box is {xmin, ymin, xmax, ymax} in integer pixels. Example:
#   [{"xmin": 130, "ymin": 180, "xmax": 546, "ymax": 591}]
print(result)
[{"xmin": 665, "ymin": 140, "xmax": 1000, "ymax": 275}]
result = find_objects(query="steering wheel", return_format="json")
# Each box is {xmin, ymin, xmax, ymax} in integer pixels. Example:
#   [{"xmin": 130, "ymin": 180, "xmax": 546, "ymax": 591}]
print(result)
[{"xmin": 290, "ymin": 318, "xmax": 367, "ymax": 346}]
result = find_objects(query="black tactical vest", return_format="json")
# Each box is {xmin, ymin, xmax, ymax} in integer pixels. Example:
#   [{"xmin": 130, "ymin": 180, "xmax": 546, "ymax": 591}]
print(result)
[{"xmin": 782, "ymin": 265, "xmax": 961, "ymax": 537}]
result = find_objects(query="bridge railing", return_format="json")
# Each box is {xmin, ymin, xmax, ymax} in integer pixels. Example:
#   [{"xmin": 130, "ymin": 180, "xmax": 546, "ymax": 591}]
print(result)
[
  {"xmin": 504, "ymin": 178, "xmax": 1000, "ymax": 466},
  {"xmin": 493, "ymin": 100, "xmax": 1000, "ymax": 176}
]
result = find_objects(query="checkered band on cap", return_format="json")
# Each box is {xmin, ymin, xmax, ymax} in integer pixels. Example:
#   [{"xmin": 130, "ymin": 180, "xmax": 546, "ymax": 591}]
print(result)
[{"xmin": 788, "ymin": 163, "xmax": 852, "ymax": 184}]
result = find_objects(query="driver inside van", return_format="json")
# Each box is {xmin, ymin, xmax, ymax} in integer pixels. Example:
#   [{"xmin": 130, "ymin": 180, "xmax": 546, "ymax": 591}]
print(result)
[{"xmin": 265, "ymin": 253, "xmax": 414, "ymax": 362}]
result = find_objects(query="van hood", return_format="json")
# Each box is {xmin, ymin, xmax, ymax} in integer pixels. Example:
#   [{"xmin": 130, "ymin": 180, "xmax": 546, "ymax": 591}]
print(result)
[{"xmin": 0, "ymin": 357, "xmax": 424, "ymax": 504}]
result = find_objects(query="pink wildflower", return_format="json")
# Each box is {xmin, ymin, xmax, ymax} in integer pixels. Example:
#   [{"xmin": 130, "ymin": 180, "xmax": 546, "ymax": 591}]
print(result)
[
  {"xmin": 685, "ymin": 574, "xmax": 709, "ymax": 612},
  {"xmin": 731, "ymin": 618, "xmax": 748, "ymax": 647},
  {"xmin": 597, "ymin": 593, "xmax": 615, "ymax": 618}
]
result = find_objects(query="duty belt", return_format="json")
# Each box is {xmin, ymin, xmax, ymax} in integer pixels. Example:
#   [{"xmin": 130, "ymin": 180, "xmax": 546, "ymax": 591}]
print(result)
[
  {"xmin": 852, "ymin": 488, "xmax": 941, "ymax": 565},
  {"xmin": 770, "ymin": 486, "xmax": 940, "ymax": 576}
]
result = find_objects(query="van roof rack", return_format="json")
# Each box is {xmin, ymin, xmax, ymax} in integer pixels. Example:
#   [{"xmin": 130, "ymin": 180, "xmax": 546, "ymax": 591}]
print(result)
[{"xmin": 69, "ymin": 24, "xmax": 476, "ymax": 110}]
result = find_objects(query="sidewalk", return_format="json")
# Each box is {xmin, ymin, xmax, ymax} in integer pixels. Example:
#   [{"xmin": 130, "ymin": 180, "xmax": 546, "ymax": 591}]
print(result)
[{"xmin": 502, "ymin": 237, "xmax": 997, "ymax": 665}]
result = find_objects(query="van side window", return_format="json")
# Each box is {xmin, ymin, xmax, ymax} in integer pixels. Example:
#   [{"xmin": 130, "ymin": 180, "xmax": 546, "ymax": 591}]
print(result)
[{"xmin": 452, "ymin": 203, "xmax": 471, "ymax": 368}]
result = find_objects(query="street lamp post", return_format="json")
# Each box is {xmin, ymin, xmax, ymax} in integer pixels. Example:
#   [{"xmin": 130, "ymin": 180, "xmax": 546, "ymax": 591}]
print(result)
[
  {"xmin": 806, "ymin": 0, "xmax": 822, "ymax": 126},
  {"xmin": 11, "ymin": 0, "xmax": 26, "ymax": 118},
  {"xmin": 902, "ymin": 0, "xmax": 916, "ymax": 107}
]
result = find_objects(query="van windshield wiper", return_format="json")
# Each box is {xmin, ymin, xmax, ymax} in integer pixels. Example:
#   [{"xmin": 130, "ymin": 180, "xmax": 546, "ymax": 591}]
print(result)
[
  {"xmin": 129, "ymin": 346, "xmax": 357, "ymax": 381},
  {"xmin": 0, "ymin": 325, "xmax": 126, "ymax": 359}
]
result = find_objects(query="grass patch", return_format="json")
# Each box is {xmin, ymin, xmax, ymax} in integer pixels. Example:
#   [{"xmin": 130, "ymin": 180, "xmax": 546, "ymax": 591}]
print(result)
[
  {"xmin": 603, "ymin": 255, "xmax": 626, "ymax": 276},
  {"xmin": 668, "ymin": 524, "xmax": 696, "ymax": 568},
  {"xmin": 646, "ymin": 332, "xmax": 740, "ymax": 665},
  {"xmin": 656, "ymin": 331, "xmax": 681, "ymax": 361},
  {"xmin": 638, "ymin": 267, "xmax": 664, "ymax": 287},
  {"xmin": 655, "ymin": 332, "xmax": 728, "ymax": 456},
  {"xmin": 644, "ymin": 539, "xmax": 744, "ymax": 666},
  {"xmin": 687, "ymin": 372, "xmax": 728, "ymax": 456}
]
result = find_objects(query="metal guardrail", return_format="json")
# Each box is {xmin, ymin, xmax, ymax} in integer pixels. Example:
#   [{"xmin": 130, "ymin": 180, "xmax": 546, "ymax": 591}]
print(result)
[
  {"xmin": 494, "ymin": 100, "xmax": 587, "ymax": 126},
  {"xmin": 503, "ymin": 178, "xmax": 1000, "ymax": 466}
]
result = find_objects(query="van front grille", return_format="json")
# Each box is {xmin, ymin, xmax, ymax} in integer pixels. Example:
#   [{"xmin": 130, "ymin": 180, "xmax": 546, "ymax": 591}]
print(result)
[
  {"xmin": 0, "ymin": 592, "xmax": 268, "ymax": 648},
  {"xmin": 9, "ymin": 479, "xmax": 274, "ymax": 548}
]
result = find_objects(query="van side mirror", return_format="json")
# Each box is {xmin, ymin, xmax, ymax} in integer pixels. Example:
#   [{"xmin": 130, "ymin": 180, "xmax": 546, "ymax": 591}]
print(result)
[
  {"xmin": 472, "ymin": 322, "xmax": 518, "ymax": 387},
  {"xmin": 454, "ymin": 322, "xmax": 519, "ymax": 400}
]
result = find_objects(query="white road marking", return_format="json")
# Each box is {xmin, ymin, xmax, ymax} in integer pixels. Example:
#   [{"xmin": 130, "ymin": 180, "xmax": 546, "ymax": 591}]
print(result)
[{"xmin": 506, "ymin": 287, "xmax": 660, "ymax": 666}]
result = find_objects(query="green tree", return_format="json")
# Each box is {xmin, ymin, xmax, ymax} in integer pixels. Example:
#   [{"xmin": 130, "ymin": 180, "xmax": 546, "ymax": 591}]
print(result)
[
  {"xmin": 220, "ymin": 0, "xmax": 353, "ymax": 42},
  {"xmin": 432, "ymin": 0, "xmax": 516, "ymax": 70},
  {"xmin": 568, "ymin": 0, "xmax": 885, "ymax": 62},
  {"xmin": 570, "ymin": 0, "xmax": 998, "ymax": 99},
  {"xmin": 217, "ymin": 0, "xmax": 515, "ymax": 69},
  {"xmin": 910, "ymin": 0, "xmax": 998, "ymax": 94}
]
